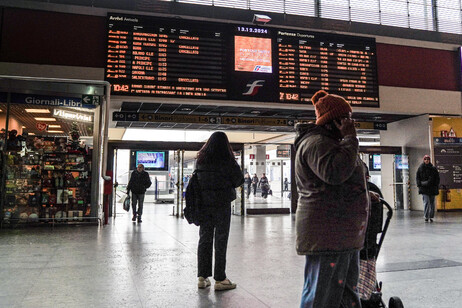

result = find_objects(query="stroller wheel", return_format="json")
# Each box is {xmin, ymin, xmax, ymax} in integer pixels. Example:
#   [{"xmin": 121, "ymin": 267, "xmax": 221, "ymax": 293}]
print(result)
[{"xmin": 389, "ymin": 296, "xmax": 404, "ymax": 308}]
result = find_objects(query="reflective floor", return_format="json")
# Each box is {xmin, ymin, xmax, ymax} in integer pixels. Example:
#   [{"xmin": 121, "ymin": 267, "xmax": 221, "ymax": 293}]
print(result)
[{"xmin": 1, "ymin": 204, "xmax": 461, "ymax": 308}]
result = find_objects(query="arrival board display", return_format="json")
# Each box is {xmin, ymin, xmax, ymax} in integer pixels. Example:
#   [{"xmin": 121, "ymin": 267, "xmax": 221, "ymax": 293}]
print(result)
[
  {"xmin": 105, "ymin": 14, "xmax": 379, "ymax": 107},
  {"xmin": 106, "ymin": 14, "xmax": 227, "ymax": 98}
]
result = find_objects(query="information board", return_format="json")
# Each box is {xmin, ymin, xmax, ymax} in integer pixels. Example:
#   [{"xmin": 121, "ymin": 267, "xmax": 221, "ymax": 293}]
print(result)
[
  {"xmin": 277, "ymin": 30, "xmax": 378, "ymax": 107},
  {"xmin": 434, "ymin": 137, "xmax": 462, "ymax": 189},
  {"xmin": 106, "ymin": 14, "xmax": 379, "ymax": 107},
  {"xmin": 106, "ymin": 14, "xmax": 227, "ymax": 98}
]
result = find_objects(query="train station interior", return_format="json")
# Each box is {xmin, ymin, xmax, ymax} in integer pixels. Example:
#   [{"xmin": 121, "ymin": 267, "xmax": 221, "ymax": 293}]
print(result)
[{"xmin": 0, "ymin": 1, "xmax": 462, "ymax": 307}]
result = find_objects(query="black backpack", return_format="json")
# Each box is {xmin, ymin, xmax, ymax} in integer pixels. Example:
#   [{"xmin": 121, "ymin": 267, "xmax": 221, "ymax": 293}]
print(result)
[{"xmin": 184, "ymin": 171, "xmax": 202, "ymax": 226}]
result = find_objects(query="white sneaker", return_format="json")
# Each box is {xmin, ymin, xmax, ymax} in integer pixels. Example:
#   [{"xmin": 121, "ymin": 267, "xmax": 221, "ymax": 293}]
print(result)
[
  {"xmin": 214, "ymin": 278, "xmax": 237, "ymax": 291},
  {"xmin": 198, "ymin": 277, "xmax": 211, "ymax": 289}
]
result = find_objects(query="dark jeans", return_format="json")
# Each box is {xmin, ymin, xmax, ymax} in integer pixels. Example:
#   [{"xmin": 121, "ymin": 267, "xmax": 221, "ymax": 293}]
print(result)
[
  {"xmin": 252, "ymin": 184, "xmax": 257, "ymax": 195},
  {"xmin": 131, "ymin": 193, "xmax": 145, "ymax": 217},
  {"xmin": 197, "ymin": 204, "xmax": 231, "ymax": 281},
  {"xmin": 301, "ymin": 251, "xmax": 361, "ymax": 308}
]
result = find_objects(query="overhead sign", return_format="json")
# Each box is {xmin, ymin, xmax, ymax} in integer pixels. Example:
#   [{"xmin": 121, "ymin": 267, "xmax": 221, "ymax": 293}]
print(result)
[
  {"xmin": 113, "ymin": 111, "xmax": 294, "ymax": 127},
  {"xmin": 53, "ymin": 109, "xmax": 93, "ymax": 123},
  {"xmin": 276, "ymin": 145, "xmax": 291, "ymax": 158},
  {"xmin": 82, "ymin": 95, "xmax": 101, "ymax": 105},
  {"xmin": 10, "ymin": 93, "xmax": 96, "ymax": 109},
  {"xmin": 221, "ymin": 116, "xmax": 290, "ymax": 126},
  {"xmin": 355, "ymin": 121, "xmax": 387, "ymax": 130}
]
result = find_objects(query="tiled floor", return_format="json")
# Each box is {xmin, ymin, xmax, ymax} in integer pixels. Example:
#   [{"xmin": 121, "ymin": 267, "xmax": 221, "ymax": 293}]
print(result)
[{"xmin": 1, "ymin": 204, "xmax": 461, "ymax": 308}]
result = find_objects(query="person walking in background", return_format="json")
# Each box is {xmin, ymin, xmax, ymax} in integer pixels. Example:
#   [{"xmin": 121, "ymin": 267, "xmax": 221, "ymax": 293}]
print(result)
[
  {"xmin": 195, "ymin": 132, "xmax": 244, "ymax": 291},
  {"xmin": 294, "ymin": 90, "xmax": 369, "ymax": 308},
  {"xmin": 416, "ymin": 155, "xmax": 440, "ymax": 222},
  {"xmin": 284, "ymin": 178, "xmax": 289, "ymax": 191},
  {"xmin": 259, "ymin": 173, "xmax": 270, "ymax": 198},
  {"xmin": 251, "ymin": 173, "xmax": 259, "ymax": 196},
  {"xmin": 244, "ymin": 173, "xmax": 252, "ymax": 199},
  {"xmin": 127, "ymin": 163, "xmax": 152, "ymax": 223}
]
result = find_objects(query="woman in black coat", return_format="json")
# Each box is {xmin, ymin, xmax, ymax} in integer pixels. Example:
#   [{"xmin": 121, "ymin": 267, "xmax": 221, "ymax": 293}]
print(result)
[
  {"xmin": 195, "ymin": 132, "xmax": 244, "ymax": 290},
  {"xmin": 416, "ymin": 155, "xmax": 440, "ymax": 222}
]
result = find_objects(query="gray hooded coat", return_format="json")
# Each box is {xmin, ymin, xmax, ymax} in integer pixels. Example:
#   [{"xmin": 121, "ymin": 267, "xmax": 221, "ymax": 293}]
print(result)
[{"xmin": 294, "ymin": 123, "xmax": 369, "ymax": 255}]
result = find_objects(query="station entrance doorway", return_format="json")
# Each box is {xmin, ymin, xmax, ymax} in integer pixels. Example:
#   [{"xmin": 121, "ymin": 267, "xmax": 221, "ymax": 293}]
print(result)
[
  {"xmin": 106, "ymin": 141, "xmax": 245, "ymax": 220},
  {"xmin": 106, "ymin": 139, "xmax": 295, "ymax": 220},
  {"xmin": 360, "ymin": 146, "xmax": 409, "ymax": 210}
]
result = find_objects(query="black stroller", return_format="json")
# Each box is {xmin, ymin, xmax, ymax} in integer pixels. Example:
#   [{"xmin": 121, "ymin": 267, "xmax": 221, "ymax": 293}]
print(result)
[{"xmin": 358, "ymin": 198, "xmax": 404, "ymax": 308}]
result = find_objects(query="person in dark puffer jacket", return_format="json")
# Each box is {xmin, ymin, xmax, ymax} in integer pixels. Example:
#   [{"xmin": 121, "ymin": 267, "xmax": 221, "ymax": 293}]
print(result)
[
  {"xmin": 416, "ymin": 155, "xmax": 440, "ymax": 222},
  {"xmin": 127, "ymin": 164, "xmax": 152, "ymax": 223},
  {"xmin": 295, "ymin": 90, "xmax": 369, "ymax": 308},
  {"xmin": 195, "ymin": 132, "xmax": 244, "ymax": 291}
]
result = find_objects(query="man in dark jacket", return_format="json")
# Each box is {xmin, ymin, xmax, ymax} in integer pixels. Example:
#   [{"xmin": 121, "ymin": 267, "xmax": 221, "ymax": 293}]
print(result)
[
  {"xmin": 251, "ymin": 174, "xmax": 259, "ymax": 196},
  {"xmin": 416, "ymin": 155, "xmax": 440, "ymax": 222},
  {"xmin": 244, "ymin": 173, "xmax": 252, "ymax": 199},
  {"xmin": 259, "ymin": 173, "xmax": 270, "ymax": 198},
  {"xmin": 127, "ymin": 164, "xmax": 152, "ymax": 223},
  {"xmin": 295, "ymin": 90, "xmax": 369, "ymax": 308}
]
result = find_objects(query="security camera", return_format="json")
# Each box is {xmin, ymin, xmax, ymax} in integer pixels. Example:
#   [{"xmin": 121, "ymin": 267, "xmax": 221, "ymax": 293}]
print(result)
[{"xmin": 253, "ymin": 14, "xmax": 271, "ymax": 25}]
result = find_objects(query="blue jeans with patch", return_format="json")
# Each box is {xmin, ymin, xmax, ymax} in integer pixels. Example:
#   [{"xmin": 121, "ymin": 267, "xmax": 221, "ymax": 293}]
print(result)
[
  {"xmin": 423, "ymin": 194, "xmax": 435, "ymax": 219},
  {"xmin": 301, "ymin": 251, "xmax": 361, "ymax": 308}
]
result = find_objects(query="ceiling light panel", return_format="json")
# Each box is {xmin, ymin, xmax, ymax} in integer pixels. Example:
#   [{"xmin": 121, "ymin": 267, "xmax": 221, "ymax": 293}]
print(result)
[{"xmin": 26, "ymin": 109, "xmax": 50, "ymax": 113}]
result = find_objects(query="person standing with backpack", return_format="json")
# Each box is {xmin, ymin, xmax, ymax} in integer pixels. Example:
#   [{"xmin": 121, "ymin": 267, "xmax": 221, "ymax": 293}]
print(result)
[
  {"xmin": 126, "ymin": 163, "xmax": 152, "ymax": 223},
  {"xmin": 195, "ymin": 132, "xmax": 244, "ymax": 291}
]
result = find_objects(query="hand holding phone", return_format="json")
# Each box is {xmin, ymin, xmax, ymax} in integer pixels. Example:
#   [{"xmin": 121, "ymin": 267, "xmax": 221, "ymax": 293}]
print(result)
[{"xmin": 334, "ymin": 117, "xmax": 356, "ymax": 138}]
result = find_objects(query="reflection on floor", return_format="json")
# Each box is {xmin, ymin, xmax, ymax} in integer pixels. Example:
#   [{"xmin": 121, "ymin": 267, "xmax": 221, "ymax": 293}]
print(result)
[
  {"xmin": 1, "ymin": 205, "xmax": 462, "ymax": 307},
  {"xmin": 245, "ymin": 191, "xmax": 291, "ymax": 209}
]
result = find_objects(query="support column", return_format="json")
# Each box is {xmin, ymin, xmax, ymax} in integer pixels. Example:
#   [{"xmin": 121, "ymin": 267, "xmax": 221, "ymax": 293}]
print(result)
[{"xmin": 255, "ymin": 145, "xmax": 266, "ymax": 176}]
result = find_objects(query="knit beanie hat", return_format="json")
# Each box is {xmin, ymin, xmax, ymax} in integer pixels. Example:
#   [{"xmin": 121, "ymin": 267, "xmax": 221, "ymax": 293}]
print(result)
[
  {"xmin": 423, "ymin": 155, "xmax": 430, "ymax": 160},
  {"xmin": 311, "ymin": 90, "xmax": 352, "ymax": 126}
]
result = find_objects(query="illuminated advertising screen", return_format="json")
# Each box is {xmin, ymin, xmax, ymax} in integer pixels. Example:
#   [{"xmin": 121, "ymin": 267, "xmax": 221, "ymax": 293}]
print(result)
[
  {"xmin": 234, "ymin": 36, "xmax": 272, "ymax": 73},
  {"xmin": 105, "ymin": 13, "xmax": 379, "ymax": 107},
  {"xmin": 395, "ymin": 155, "xmax": 409, "ymax": 170},
  {"xmin": 373, "ymin": 154, "xmax": 381, "ymax": 170},
  {"xmin": 135, "ymin": 151, "xmax": 168, "ymax": 171}
]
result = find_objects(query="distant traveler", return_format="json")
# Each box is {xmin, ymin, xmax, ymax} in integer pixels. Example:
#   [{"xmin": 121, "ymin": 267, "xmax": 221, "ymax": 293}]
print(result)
[
  {"xmin": 294, "ymin": 90, "xmax": 369, "ymax": 308},
  {"xmin": 244, "ymin": 173, "xmax": 252, "ymax": 198},
  {"xmin": 195, "ymin": 132, "xmax": 244, "ymax": 291},
  {"xmin": 284, "ymin": 178, "xmax": 289, "ymax": 191},
  {"xmin": 251, "ymin": 173, "xmax": 259, "ymax": 196},
  {"xmin": 259, "ymin": 173, "xmax": 270, "ymax": 198},
  {"xmin": 416, "ymin": 155, "xmax": 440, "ymax": 222},
  {"xmin": 127, "ymin": 163, "xmax": 152, "ymax": 223}
]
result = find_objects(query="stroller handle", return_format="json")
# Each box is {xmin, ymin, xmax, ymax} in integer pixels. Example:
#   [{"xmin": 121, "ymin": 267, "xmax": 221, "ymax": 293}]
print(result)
[
  {"xmin": 376, "ymin": 198, "xmax": 393, "ymax": 256},
  {"xmin": 379, "ymin": 198, "xmax": 393, "ymax": 219}
]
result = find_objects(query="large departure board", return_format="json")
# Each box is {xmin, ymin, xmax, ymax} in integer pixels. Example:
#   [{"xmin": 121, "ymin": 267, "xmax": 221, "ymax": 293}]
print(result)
[
  {"xmin": 106, "ymin": 14, "xmax": 227, "ymax": 98},
  {"xmin": 105, "ymin": 14, "xmax": 379, "ymax": 107},
  {"xmin": 277, "ymin": 30, "xmax": 378, "ymax": 107}
]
